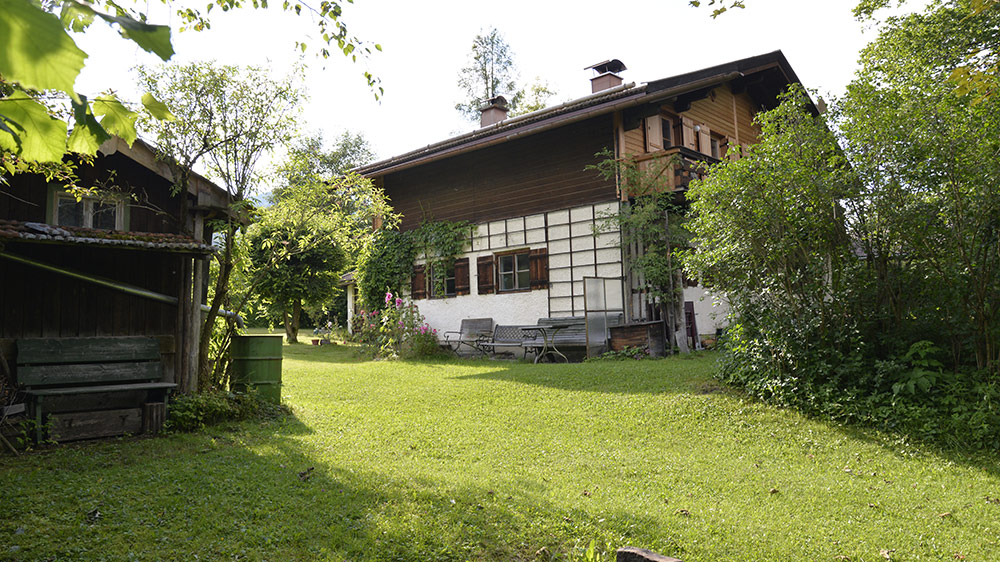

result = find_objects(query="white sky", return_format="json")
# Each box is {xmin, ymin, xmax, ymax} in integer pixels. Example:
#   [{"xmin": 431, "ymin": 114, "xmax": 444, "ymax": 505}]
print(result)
[{"xmin": 72, "ymin": 0, "xmax": 899, "ymax": 168}]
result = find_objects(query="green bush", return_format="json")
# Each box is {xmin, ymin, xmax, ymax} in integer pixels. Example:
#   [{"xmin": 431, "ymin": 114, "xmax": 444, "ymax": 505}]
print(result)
[{"xmin": 167, "ymin": 389, "xmax": 288, "ymax": 432}]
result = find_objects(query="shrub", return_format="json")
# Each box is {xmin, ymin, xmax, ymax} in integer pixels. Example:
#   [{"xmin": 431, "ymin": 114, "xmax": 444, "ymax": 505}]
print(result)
[
  {"xmin": 350, "ymin": 291, "xmax": 443, "ymax": 359},
  {"xmin": 585, "ymin": 346, "xmax": 652, "ymax": 362},
  {"xmin": 167, "ymin": 389, "xmax": 288, "ymax": 432}
]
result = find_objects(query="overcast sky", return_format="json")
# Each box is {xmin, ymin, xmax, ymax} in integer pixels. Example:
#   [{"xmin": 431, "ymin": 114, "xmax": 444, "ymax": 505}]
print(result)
[{"xmin": 72, "ymin": 0, "xmax": 905, "ymax": 169}]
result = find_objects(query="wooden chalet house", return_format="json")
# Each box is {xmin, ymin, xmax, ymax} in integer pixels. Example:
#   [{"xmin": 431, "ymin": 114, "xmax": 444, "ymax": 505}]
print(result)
[
  {"xmin": 0, "ymin": 137, "xmax": 229, "ymax": 441},
  {"xmin": 352, "ymin": 51, "xmax": 809, "ymax": 353}
]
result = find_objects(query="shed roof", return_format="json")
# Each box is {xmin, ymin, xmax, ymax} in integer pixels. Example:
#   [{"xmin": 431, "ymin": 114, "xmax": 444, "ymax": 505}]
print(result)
[
  {"xmin": 355, "ymin": 50, "xmax": 807, "ymax": 178},
  {"xmin": 0, "ymin": 220, "xmax": 217, "ymax": 254}
]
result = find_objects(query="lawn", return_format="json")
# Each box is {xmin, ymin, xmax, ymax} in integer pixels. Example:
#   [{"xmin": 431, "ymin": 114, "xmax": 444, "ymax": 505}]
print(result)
[{"xmin": 2, "ymin": 345, "xmax": 1000, "ymax": 561}]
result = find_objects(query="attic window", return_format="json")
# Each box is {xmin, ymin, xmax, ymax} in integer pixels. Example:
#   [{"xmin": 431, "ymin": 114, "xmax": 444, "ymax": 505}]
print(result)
[
  {"xmin": 54, "ymin": 192, "xmax": 124, "ymax": 230},
  {"xmin": 661, "ymin": 118, "xmax": 673, "ymax": 148}
]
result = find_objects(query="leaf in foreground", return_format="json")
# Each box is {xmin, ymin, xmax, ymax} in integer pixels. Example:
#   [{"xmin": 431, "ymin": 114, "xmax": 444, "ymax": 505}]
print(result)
[
  {"xmin": 0, "ymin": 0, "xmax": 87, "ymax": 98},
  {"xmin": 93, "ymin": 95, "xmax": 138, "ymax": 146},
  {"xmin": 0, "ymin": 92, "xmax": 69, "ymax": 162}
]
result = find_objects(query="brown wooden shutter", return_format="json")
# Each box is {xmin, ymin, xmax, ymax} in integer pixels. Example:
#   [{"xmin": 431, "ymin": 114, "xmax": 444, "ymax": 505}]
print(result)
[
  {"xmin": 411, "ymin": 264, "xmax": 426, "ymax": 300},
  {"xmin": 477, "ymin": 255, "xmax": 494, "ymax": 295},
  {"xmin": 454, "ymin": 258, "xmax": 470, "ymax": 296},
  {"xmin": 529, "ymin": 248, "xmax": 549, "ymax": 290}
]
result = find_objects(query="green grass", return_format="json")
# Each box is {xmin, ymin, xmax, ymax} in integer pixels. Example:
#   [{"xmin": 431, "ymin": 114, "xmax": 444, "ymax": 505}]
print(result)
[{"xmin": 3, "ymin": 346, "xmax": 1000, "ymax": 561}]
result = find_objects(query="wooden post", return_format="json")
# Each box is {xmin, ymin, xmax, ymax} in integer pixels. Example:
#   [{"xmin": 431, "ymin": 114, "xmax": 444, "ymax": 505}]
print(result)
[
  {"xmin": 186, "ymin": 213, "xmax": 205, "ymax": 394},
  {"xmin": 176, "ymin": 256, "xmax": 191, "ymax": 391}
]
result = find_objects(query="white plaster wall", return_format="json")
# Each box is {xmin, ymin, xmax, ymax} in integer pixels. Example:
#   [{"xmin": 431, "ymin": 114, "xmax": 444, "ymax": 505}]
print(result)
[
  {"xmin": 417, "ymin": 289, "xmax": 549, "ymax": 336},
  {"xmin": 683, "ymin": 285, "xmax": 730, "ymax": 335}
]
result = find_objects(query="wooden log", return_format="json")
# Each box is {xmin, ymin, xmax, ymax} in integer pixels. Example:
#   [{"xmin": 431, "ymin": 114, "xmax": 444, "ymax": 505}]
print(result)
[{"xmin": 616, "ymin": 547, "xmax": 683, "ymax": 562}]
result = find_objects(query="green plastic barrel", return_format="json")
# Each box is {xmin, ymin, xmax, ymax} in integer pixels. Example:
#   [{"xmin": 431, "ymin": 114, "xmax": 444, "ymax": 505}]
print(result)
[{"xmin": 230, "ymin": 335, "xmax": 283, "ymax": 404}]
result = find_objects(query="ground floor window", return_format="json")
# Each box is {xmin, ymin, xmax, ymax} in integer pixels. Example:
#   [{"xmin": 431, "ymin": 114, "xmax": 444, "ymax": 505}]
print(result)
[{"xmin": 498, "ymin": 252, "xmax": 530, "ymax": 292}]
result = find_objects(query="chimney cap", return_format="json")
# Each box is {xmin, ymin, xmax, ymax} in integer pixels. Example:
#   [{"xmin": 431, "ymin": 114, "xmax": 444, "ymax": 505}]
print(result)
[
  {"xmin": 480, "ymin": 95, "xmax": 509, "ymax": 111},
  {"xmin": 585, "ymin": 59, "xmax": 627, "ymax": 75}
]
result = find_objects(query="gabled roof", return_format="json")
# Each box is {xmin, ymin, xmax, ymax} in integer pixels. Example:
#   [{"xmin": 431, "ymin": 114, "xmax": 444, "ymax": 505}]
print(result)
[{"xmin": 356, "ymin": 50, "xmax": 807, "ymax": 177}]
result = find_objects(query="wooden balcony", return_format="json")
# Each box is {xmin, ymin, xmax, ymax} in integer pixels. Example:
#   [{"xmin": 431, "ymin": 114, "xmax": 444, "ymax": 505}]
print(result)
[{"xmin": 630, "ymin": 146, "xmax": 721, "ymax": 192}]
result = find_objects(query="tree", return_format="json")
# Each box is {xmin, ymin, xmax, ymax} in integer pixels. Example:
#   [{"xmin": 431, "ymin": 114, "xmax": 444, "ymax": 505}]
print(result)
[
  {"xmin": 248, "ymin": 131, "xmax": 384, "ymax": 343},
  {"xmin": 509, "ymin": 77, "xmax": 557, "ymax": 117},
  {"xmin": 247, "ymin": 205, "xmax": 347, "ymax": 344},
  {"xmin": 684, "ymin": 85, "xmax": 858, "ymax": 401},
  {"xmin": 138, "ymin": 61, "xmax": 304, "ymax": 390},
  {"xmin": 0, "ymin": 0, "xmax": 379, "ymax": 165},
  {"xmin": 455, "ymin": 27, "xmax": 520, "ymax": 121},
  {"xmin": 270, "ymin": 131, "xmax": 375, "ymax": 200},
  {"xmin": 837, "ymin": 2, "xmax": 1000, "ymax": 373}
]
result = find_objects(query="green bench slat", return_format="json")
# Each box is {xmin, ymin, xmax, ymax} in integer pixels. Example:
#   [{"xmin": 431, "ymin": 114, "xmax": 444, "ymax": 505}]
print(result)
[
  {"xmin": 18, "ymin": 361, "xmax": 163, "ymax": 387},
  {"xmin": 24, "ymin": 382, "xmax": 176, "ymax": 396},
  {"xmin": 17, "ymin": 337, "xmax": 160, "ymax": 365}
]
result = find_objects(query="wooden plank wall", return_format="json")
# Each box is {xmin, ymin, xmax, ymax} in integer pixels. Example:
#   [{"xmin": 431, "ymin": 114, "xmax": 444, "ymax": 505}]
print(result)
[
  {"xmin": 684, "ymin": 87, "xmax": 759, "ymax": 147},
  {"xmin": 383, "ymin": 115, "xmax": 618, "ymax": 231},
  {"xmin": 2, "ymin": 154, "xmax": 185, "ymax": 233},
  {"xmin": 0, "ymin": 243, "xmax": 180, "ymax": 339},
  {"xmin": 619, "ymin": 87, "xmax": 761, "ymax": 159}
]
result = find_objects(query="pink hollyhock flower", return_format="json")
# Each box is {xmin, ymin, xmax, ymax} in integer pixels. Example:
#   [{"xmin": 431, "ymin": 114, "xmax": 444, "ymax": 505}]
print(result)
[
  {"xmin": 395, "ymin": 297, "xmax": 403, "ymax": 309},
  {"xmin": 385, "ymin": 291, "xmax": 393, "ymax": 304}
]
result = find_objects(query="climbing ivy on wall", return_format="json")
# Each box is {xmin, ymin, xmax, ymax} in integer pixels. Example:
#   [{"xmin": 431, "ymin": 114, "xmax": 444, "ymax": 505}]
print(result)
[{"xmin": 355, "ymin": 218, "xmax": 475, "ymax": 309}]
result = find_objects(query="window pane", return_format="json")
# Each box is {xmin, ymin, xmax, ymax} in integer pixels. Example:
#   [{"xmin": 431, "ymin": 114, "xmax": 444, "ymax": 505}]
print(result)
[
  {"xmin": 91, "ymin": 201, "xmax": 118, "ymax": 230},
  {"xmin": 516, "ymin": 253, "xmax": 530, "ymax": 273},
  {"xmin": 500, "ymin": 272, "xmax": 514, "ymax": 291},
  {"xmin": 517, "ymin": 270, "xmax": 530, "ymax": 289},
  {"xmin": 499, "ymin": 255, "xmax": 513, "ymax": 275},
  {"xmin": 57, "ymin": 197, "xmax": 83, "ymax": 227},
  {"xmin": 661, "ymin": 118, "xmax": 672, "ymax": 147},
  {"xmin": 445, "ymin": 277, "xmax": 456, "ymax": 295}
]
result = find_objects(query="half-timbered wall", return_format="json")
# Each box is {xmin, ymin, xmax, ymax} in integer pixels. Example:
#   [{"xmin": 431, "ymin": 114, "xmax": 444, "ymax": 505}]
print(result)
[{"xmin": 413, "ymin": 201, "xmax": 624, "ymax": 339}]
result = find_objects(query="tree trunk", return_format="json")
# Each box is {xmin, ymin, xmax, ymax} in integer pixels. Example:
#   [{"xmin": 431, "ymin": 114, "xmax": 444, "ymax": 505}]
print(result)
[
  {"xmin": 285, "ymin": 300, "xmax": 302, "ymax": 344},
  {"xmin": 199, "ymin": 223, "xmax": 236, "ymax": 390}
]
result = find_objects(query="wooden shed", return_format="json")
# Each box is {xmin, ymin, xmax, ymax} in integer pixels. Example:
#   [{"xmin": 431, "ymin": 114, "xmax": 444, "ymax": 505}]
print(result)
[{"xmin": 0, "ymin": 137, "xmax": 230, "ymax": 441}]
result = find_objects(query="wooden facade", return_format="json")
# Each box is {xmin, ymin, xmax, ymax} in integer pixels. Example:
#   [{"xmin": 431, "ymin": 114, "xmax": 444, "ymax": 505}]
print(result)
[
  {"xmin": 384, "ymin": 116, "xmax": 618, "ymax": 231},
  {"xmin": 1, "ymin": 139, "xmax": 228, "ymax": 401}
]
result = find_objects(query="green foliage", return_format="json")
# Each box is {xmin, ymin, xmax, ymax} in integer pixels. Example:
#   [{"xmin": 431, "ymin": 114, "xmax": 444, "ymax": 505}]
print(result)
[
  {"xmin": 454, "ymin": 28, "xmax": 557, "ymax": 121},
  {"xmin": 355, "ymin": 228, "xmax": 416, "ymax": 311},
  {"xmin": 686, "ymin": 7, "xmax": 1000, "ymax": 449},
  {"xmin": 350, "ymin": 291, "xmax": 442, "ymax": 359},
  {"xmin": 688, "ymin": 0, "xmax": 746, "ymax": 18},
  {"xmin": 411, "ymin": 218, "xmax": 475, "ymax": 297},
  {"xmin": 0, "ymin": 0, "xmax": 380, "ymax": 164},
  {"xmin": 355, "ymin": 219, "xmax": 473, "ymax": 310},
  {"xmin": 166, "ymin": 388, "xmax": 288, "ymax": 432},
  {"xmin": 584, "ymin": 345, "xmax": 652, "ymax": 362}
]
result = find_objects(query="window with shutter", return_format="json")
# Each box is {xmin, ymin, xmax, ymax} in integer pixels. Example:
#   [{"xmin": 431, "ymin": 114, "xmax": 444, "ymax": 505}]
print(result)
[
  {"xmin": 477, "ymin": 256, "xmax": 495, "ymax": 295},
  {"xmin": 529, "ymin": 248, "xmax": 549, "ymax": 290},
  {"xmin": 411, "ymin": 264, "xmax": 426, "ymax": 300},
  {"xmin": 454, "ymin": 258, "xmax": 470, "ymax": 296}
]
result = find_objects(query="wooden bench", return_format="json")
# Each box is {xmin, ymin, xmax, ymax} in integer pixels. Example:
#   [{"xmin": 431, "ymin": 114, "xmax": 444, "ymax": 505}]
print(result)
[
  {"xmin": 443, "ymin": 318, "xmax": 495, "ymax": 356},
  {"xmin": 16, "ymin": 337, "xmax": 176, "ymax": 443}
]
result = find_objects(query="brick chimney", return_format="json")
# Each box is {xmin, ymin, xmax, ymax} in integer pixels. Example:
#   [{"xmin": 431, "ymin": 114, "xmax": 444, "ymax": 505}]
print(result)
[
  {"xmin": 585, "ymin": 59, "xmax": 627, "ymax": 93},
  {"xmin": 480, "ymin": 95, "xmax": 509, "ymax": 128}
]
